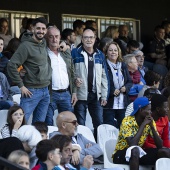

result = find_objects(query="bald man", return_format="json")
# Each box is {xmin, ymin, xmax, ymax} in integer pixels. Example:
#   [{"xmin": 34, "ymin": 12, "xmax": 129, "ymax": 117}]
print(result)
[{"xmin": 50, "ymin": 111, "xmax": 103, "ymax": 165}]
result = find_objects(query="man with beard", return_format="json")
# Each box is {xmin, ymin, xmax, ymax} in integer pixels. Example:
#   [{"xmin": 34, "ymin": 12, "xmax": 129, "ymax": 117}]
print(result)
[
  {"xmin": 50, "ymin": 111, "xmax": 103, "ymax": 166},
  {"xmin": 7, "ymin": 17, "xmax": 52, "ymax": 123}
]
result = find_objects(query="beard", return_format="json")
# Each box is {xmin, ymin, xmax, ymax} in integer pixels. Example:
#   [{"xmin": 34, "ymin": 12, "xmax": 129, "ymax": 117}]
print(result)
[{"xmin": 34, "ymin": 32, "xmax": 45, "ymax": 41}]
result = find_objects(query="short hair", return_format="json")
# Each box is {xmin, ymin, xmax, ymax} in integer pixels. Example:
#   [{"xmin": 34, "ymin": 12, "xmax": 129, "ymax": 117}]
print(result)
[
  {"xmin": 32, "ymin": 121, "xmax": 48, "ymax": 134},
  {"xmin": 7, "ymin": 150, "xmax": 29, "ymax": 165},
  {"xmin": 51, "ymin": 134, "xmax": 72, "ymax": 152},
  {"xmin": 25, "ymin": 18, "xmax": 34, "ymax": 29},
  {"xmin": 73, "ymin": 20, "xmax": 85, "ymax": 31},
  {"xmin": 85, "ymin": 20, "xmax": 96, "ymax": 28},
  {"xmin": 162, "ymin": 86, "xmax": 170, "ymax": 98},
  {"xmin": 61, "ymin": 28, "xmax": 74, "ymax": 40},
  {"xmin": 127, "ymin": 40, "xmax": 140, "ymax": 49},
  {"xmin": 98, "ymin": 37, "xmax": 113, "ymax": 52},
  {"xmin": 161, "ymin": 20, "xmax": 170, "ymax": 28},
  {"xmin": 144, "ymin": 70, "xmax": 162, "ymax": 86},
  {"xmin": 151, "ymin": 94, "xmax": 167, "ymax": 111},
  {"xmin": 32, "ymin": 17, "xmax": 47, "ymax": 27},
  {"xmin": 154, "ymin": 25, "xmax": 164, "ymax": 32},
  {"xmin": 5, "ymin": 38, "xmax": 20, "ymax": 53},
  {"xmin": 144, "ymin": 88, "xmax": 160, "ymax": 99},
  {"xmin": 123, "ymin": 54, "xmax": 136, "ymax": 65},
  {"xmin": 7, "ymin": 105, "xmax": 26, "ymax": 135},
  {"xmin": 105, "ymin": 42, "xmax": 123, "ymax": 62},
  {"xmin": 36, "ymin": 139, "xmax": 56, "ymax": 162},
  {"xmin": 0, "ymin": 18, "xmax": 8, "ymax": 26}
]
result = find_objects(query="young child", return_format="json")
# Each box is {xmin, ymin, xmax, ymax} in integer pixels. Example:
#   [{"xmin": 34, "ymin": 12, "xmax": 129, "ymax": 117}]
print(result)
[
  {"xmin": 1, "ymin": 105, "xmax": 26, "ymax": 138},
  {"xmin": 6, "ymin": 150, "xmax": 30, "ymax": 170},
  {"xmin": 33, "ymin": 121, "xmax": 48, "ymax": 140}
]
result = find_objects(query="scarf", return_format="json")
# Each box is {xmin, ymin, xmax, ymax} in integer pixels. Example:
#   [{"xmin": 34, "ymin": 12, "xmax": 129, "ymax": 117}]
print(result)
[{"xmin": 107, "ymin": 59, "xmax": 124, "ymax": 89}]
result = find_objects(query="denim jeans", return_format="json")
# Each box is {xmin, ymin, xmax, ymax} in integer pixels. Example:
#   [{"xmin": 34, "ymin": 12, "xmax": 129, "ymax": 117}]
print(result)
[
  {"xmin": 20, "ymin": 87, "xmax": 50, "ymax": 123},
  {"xmin": 74, "ymin": 92, "xmax": 103, "ymax": 140},
  {"xmin": 0, "ymin": 100, "xmax": 14, "ymax": 110},
  {"xmin": 103, "ymin": 108, "xmax": 125, "ymax": 129},
  {"xmin": 45, "ymin": 90, "xmax": 73, "ymax": 125}
]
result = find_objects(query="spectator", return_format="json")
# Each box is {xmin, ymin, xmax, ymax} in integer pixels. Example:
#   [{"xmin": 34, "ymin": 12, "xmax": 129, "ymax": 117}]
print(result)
[
  {"xmin": 45, "ymin": 26, "xmax": 77, "ymax": 126},
  {"xmin": 33, "ymin": 139, "xmax": 61, "ymax": 170},
  {"xmin": 98, "ymin": 37, "xmax": 113, "ymax": 54},
  {"xmin": 71, "ymin": 27, "xmax": 108, "ymax": 140},
  {"xmin": 33, "ymin": 121, "xmax": 48, "ymax": 140},
  {"xmin": 1, "ymin": 105, "xmax": 26, "ymax": 138},
  {"xmin": 118, "ymin": 25, "xmax": 131, "ymax": 43},
  {"xmin": 138, "ymin": 70, "xmax": 161, "ymax": 97},
  {"xmin": 143, "ymin": 94, "xmax": 170, "ymax": 148},
  {"xmin": 123, "ymin": 54, "xmax": 143, "ymax": 101},
  {"xmin": 113, "ymin": 97, "xmax": 169, "ymax": 169},
  {"xmin": 17, "ymin": 125, "xmax": 42, "ymax": 169},
  {"xmin": 103, "ymin": 42, "xmax": 132, "ymax": 128},
  {"xmin": 73, "ymin": 20, "xmax": 85, "ymax": 47},
  {"xmin": 61, "ymin": 28, "xmax": 76, "ymax": 50},
  {"xmin": 50, "ymin": 111, "xmax": 103, "ymax": 164},
  {"xmin": 51, "ymin": 134, "xmax": 94, "ymax": 170},
  {"xmin": 7, "ymin": 17, "xmax": 52, "ymax": 123},
  {"xmin": 7, "ymin": 150, "xmax": 30, "ymax": 170},
  {"xmin": 0, "ymin": 18, "xmax": 12, "ymax": 49}
]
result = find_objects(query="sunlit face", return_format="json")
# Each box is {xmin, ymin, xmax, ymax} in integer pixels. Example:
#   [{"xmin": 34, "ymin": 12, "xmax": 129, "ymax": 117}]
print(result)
[
  {"xmin": 69, "ymin": 32, "xmax": 76, "ymax": 44},
  {"xmin": 60, "ymin": 143, "xmax": 72, "ymax": 165},
  {"xmin": 47, "ymin": 27, "xmax": 60, "ymax": 49},
  {"xmin": 0, "ymin": 21, "xmax": 8, "ymax": 34},
  {"xmin": 0, "ymin": 39, "xmax": 4, "ymax": 52},
  {"xmin": 107, "ymin": 44, "xmax": 119, "ymax": 63},
  {"xmin": 18, "ymin": 155, "xmax": 30, "ymax": 170},
  {"xmin": 32, "ymin": 22, "xmax": 47, "ymax": 42},
  {"xmin": 82, "ymin": 29, "xmax": 96, "ymax": 49},
  {"xmin": 12, "ymin": 109, "xmax": 24, "ymax": 124},
  {"xmin": 50, "ymin": 148, "xmax": 61, "ymax": 166},
  {"xmin": 64, "ymin": 114, "xmax": 78, "ymax": 136},
  {"xmin": 155, "ymin": 28, "xmax": 165, "ymax": 40},
  {"xmin": 135, "ymin": 55, "xmax": 145, "ymax": 67},
  {"xmin": 129, "ymin": 57, "xmax": 138, "ymax": 71}
]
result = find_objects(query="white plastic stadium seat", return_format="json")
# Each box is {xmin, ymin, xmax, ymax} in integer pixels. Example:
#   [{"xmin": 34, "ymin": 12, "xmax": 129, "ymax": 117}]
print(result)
[
  {"xmin": 12, "ymin": 94, "xmax": 21, "ymax": 105},
  {"xmin": 47, "ymin": 126, "xmax": 58, "ymax": 139},
  {"xmin": 77, "ymin": 125, "xmax": 95, "ymax": 143},
  {"xmin": 104, "ymin": 139, "xmax": 154, "ymax": 170},
  {"xmin": 156, "ymin": 158, "xmax": 170, "ymax": 170},
  {"xmin": 97, "ymin": 124, "xmax": 119, "ymax": 152}
]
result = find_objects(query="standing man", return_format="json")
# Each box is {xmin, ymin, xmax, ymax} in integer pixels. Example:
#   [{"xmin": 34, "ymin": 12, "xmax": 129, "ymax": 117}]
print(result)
[
  {"xmin": 71, "ymin": 27, "xmax": 108, "ymax": 140},
  {"xmin": 45, "ymin": 26, "xmax": 77, "ymax": 125},
  {"xmin": 7, "ymin": 17, "xmax": 52, "ymax": 123}
]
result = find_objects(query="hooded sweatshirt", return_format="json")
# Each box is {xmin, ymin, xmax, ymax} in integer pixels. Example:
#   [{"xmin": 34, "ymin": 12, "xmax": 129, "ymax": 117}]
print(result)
[{"xmin": 7, "ymin": 33, "xmax": 52, "ymax": 88}]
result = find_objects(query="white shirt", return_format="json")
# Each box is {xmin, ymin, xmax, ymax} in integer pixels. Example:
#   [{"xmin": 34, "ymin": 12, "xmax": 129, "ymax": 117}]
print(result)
[{"xmin": 47, "ymin": 48, "xmax": 69, "ymax": 90}]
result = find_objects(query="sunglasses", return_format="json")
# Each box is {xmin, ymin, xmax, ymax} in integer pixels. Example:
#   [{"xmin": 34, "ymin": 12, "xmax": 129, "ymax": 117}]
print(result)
[{"xmin": 64, "ymin": 120, "xmax": 78, "ymax": 126}]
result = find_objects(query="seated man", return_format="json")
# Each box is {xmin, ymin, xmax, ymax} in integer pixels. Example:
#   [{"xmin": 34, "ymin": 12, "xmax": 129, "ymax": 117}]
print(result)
[
  {"xmin": 143, "ymin": 94, "xmax": 170, "ymax": 148},
  {"xmin": 113, "ymin": 97, "xmax": 170, "ymax": 170},
  {"xmin": 51, "ymin": 134, "xmax": 94, "ymax": 170},
  {"xmin": 50, "ymin": 111, "xmax": 103, "ymax": 165}
]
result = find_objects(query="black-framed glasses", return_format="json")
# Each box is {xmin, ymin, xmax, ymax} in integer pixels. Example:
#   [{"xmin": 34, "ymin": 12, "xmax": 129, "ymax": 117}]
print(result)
[{"xmin": 64, "ymin": 120, "xmax": 78, "ymax": 126}]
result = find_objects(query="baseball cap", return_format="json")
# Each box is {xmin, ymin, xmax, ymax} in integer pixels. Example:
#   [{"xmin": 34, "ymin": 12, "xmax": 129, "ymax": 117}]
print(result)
[{"xmin": 130, "ymin": 97, "xmax": 150, "ymax": 116}]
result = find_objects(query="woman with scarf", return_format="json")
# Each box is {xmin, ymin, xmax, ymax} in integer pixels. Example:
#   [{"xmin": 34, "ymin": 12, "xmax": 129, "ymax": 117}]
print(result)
[{"xmin": 103, "ymin": 42, "xmax": 132, "ymax": 128}]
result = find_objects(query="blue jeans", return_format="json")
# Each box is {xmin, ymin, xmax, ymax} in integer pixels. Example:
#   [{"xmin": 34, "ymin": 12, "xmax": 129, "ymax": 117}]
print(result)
[
  {"xmin": 45, "ymin": 90, "xmax": 73, "ymax": 125},
  {"xmin": 103, "ymin": 108, "xmax": 125, "ymax": 129},
  {"xmin": 20, "ymin": 87, "xmax": 50, "ymax": 123},
  {"xmin": 0, "ymin": 100, "xmax": 14, "ymax": 110},
  {"xmin": 74, "ymin": 92, "xmax": 103, "ymax": 140}
]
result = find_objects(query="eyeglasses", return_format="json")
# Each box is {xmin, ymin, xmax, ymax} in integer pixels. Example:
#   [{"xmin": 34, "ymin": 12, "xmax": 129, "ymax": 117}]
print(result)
[
  {"xmin": 64, "ymin": 120, "xmax": 78, "ymax": 126},
  {"xmin": 83, "ymin": 36, "xmax": 95, "ymax": 41}
]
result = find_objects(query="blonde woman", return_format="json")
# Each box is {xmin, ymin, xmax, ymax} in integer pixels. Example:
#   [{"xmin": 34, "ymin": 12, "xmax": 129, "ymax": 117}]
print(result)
[{"xmin": 103, "ymin": 42, "xmax": 132, "ymax": 128}]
